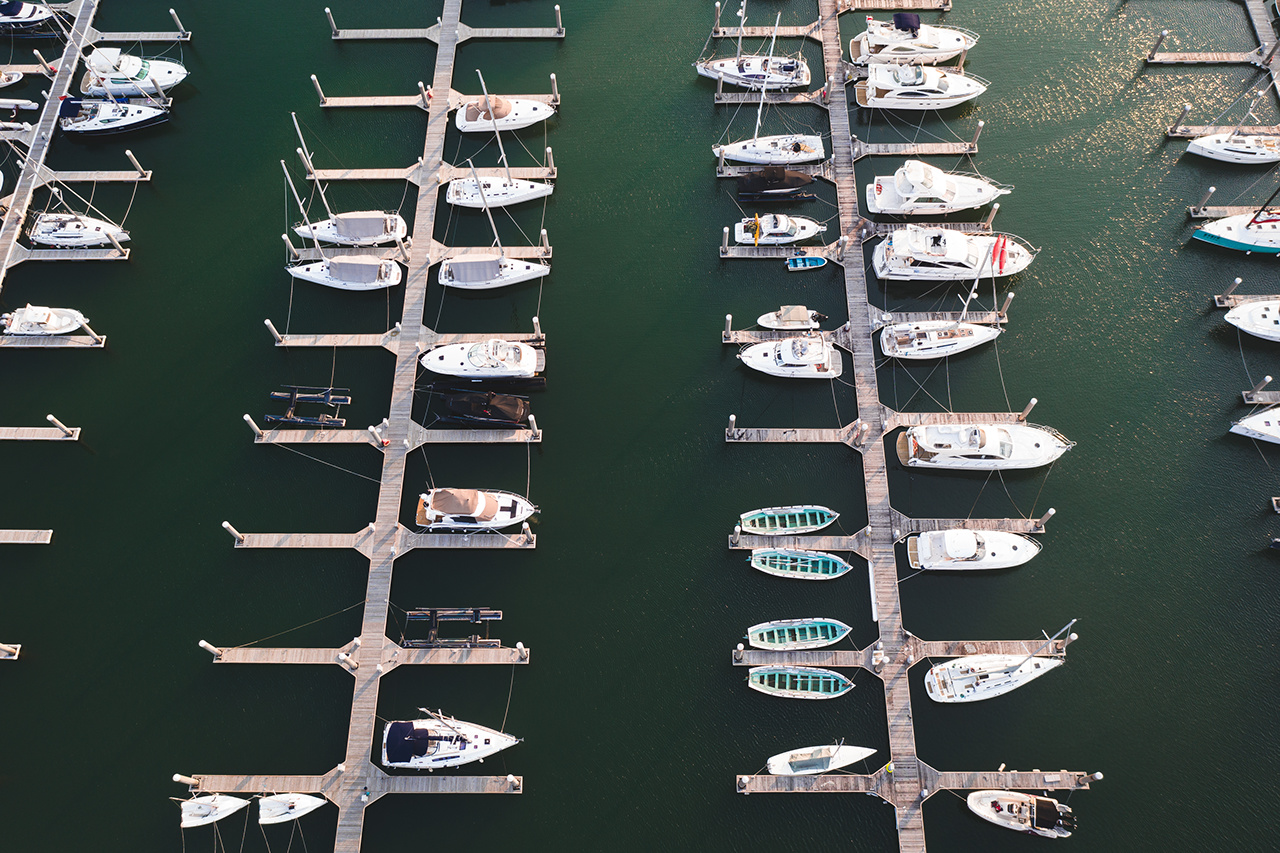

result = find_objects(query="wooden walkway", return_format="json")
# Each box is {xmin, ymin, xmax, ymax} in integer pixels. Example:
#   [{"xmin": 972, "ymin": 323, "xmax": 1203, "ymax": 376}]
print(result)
[
  {"xmin": 1189, "ymin": 205, "xmax": 1259, "ymax": 219},
  {"xmin": 0, "ymin": 529, "xmax": 52, "ymax": 544},
  {"xmin": 1167, "ymin": 124, "xmax": 1280, "ymax": 139},
  {"xmin": 1144, "ymin": 0, "xmax": 1280, "ymax": 99},
  {"xmin": 0, "ymin": 425, "xmax": 80, "ymax": 441}
]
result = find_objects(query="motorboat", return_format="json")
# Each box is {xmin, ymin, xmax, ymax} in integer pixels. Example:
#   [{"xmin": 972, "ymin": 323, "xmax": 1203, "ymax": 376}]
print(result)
[
  {"xmin": 695, "ymin": 9, "xmax": 810, "ymax": 90},
  {"xmin": 749, "ymin": 548, "xmax": 854, "ymax": 580},
  {"xmin": 746, "ymin": 617, "xmax": 852, "ymax": 650},
  {"xmin": 747, "ymin": 665, "xmax": 853, "ymax": 699},
  {"xmin": 1188, "ymin": 132, "xmax": 1280, "ymax": 164},
  {"xmin": 258, "ymin": 794, "xmax": 326, "ymax": 825},
  {"xmin": 879, "ymin": 319, "xmax": 1001, "ymax": 359},
  {"xmin": 58, "ymin": 98, "xmax": 169, "ymax": 136},
  {"xmin": 437, "ymin": 254, "xmax": 550, "ymax": 289},
  {"xmin": 713, "ymin": 133, "xmax": 825, "ymax": 165},
  {"xmin": 81, "ymin": 48, "xmax": 188, "ymax": 97},
  {"xmin": 866, "ymin": 160, "xmax": 1010, "ymax": 215},
  {"xmin": 420, "ymin": 339, "xmax": 542, "ymax": 380},
  {"xmin": 1, "ymin": 304, "xmax": 87, "ymax": 335},
  {"xmin": 1224, "ymin": 299, "xmax": 1280, "ymax": 341},
  {"xmin": 0, "ymin": 71, "xmax": 21, "ymax": 88},
  {"xmin": 447, "ymin": 175, "xmax": 552, "ymax": 208},
  {"xmin": 766, "ymin": 743, "xmax": 876, "ymax": 776},
  {"xmin": 786, "ymin": 256, "xmax": 826, "ymax": 271},
  {"xmin": 382, "ymin": 709, "xmax": 520, "ymax": 769},
  {"xmin": 757, "ymin": 305, "xmax": 825, "ymax": 330},
  {"xmin": 873, "ymin": 226, "xmax": 1035, "ymax": 281},
  {"xmin": 1194, "ymin": 210, "xmax": 1280, "ymax": 253},
  {"xmin": 179, "ymin": 794, "xmax": 251, "ymax": 828},
  {"xmin": 967, "ymin": 791, "xmax": 1075, "ymax": 838},
  {"xmin": 854, "ymin": 64, "xmax": 988, "ymax": 110},
  {"xmin": 440, "ymin": 391, "xmax": 530, "ymax": 427},
  {"xmin": 0, "ymin": 1, "xmax": 53, "ymax": 30},
  {"xmin": 739, "ymin": 505, "xmax": 838, "ymax": 535},
  {"xmin": 287, "ymin": 257, "xmax": 402, "ymax": 291},
  {"xmin": 737, "ymin": 335, "xmax": 843, "ymax": 379},
  {"xmin": 416, "ymin": 487, "xmax": 536, "ymax": 531},
  {"xmin": 28, "ymin": 212, "xmax": 128, "ymax": 247},
  {"xmin": 737, "ymin": 166, "xmax": 815, "ymax": 201},
  {"xmin": 906, "ymin": 529, "xmax": 1041, "ymax": 570},
  {"xmin": 454, "ymin": 88, "xmax": 553, "ymax": 133},
  {"xmin": 1230, "ymin": 406, "xmax": 1280, "ymax": 444},
  {"xmin": 294, "ymin": 211, "xmax": 406, "ymax": 247},
  {"xmin": 735, "ymin": 213, "xmax": 826, "ymax": 244},
  {"xmin": 850, "ymin": 14, "xmax": 978, "ymax": 65},
  {"xmin": 924, "ymin": 654, "xmax": 1063, "ymax": 702},
  {"xmin": 896, "ymin": 423, "xmax": 1074, "ymax": 470}
]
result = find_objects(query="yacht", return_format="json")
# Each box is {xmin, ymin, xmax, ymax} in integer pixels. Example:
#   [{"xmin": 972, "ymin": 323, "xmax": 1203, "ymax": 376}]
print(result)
[
  {"xmin": 287, "ymin": 256, "xmax": 401, "ymax": 291},
  {"xmin": 382, "ymin": 709, "xmax": 520, "ymax": 769},
  {"xmin": 454, "ymin": 95, "xmax": 553, "ymax": 133},
  {"xmin": 735, "ymin": 213, "xmax": 826, "ymax": 244},
  {"xmin": 0, "ymin": 2, "xmax": 54, "ymax": 30},
  {"xmin": 906, "ymin": 529, "xmax": 1041, "ymax": 570},
  {"xmin": 737, "ymin": 336, "xmax": 842, "ymax": 379},
  {"xmin": 866, "ymin": 160, "xmax": 1010, "ymax": 215},
  {"xmin": 416, "ymin": 487, "xmax": 536, "ymax": 531},
  {"xmin": 1224, "ymin": 299, "xmax": 1280, "ymax": 341},
  {"xmin": 766, "ymin": 743, "xmax": 876, "ymax": 776},
  {"xmin": 880, "ymin": 319, "xmax": 1000, "ymax": 359},
  {"xmin": 1230, "ymin": 406, "xmax": 1280, "ymax": 444},
  {"xmin": 81, "ymin": 48, "xmax": 188, "ymax": 97},
  {"xmin": 924, "ymin": 654, "xmax": 1062, "ymax": 702},
  {"xmin": 28, "ymin": 213, "xmax": 128, "ymax": 247},
  {"xmin": 294, "ymin": 211, "xmax": 407, "ymax": 247},
  {"xmin": 420, "ymin": 338, "xmax": 542, "ymax": 380},
  {"xmin": 58, "ymin": 98, "xmax": 169, "ymax": 136},
  {"xmin": 854, "ymin": 64, "xmax": 987, "ymax": 110},
  {"xmin": 1, "ymin": 304, "xmax": 87, "ymax": 335},
  {"xmin": 896, "ymin": 423, "xmax": 1074, "ymax": 470},
  {"xmin": 850, "ymin": 14, "xmax": 977, "ymax": 65},
  {"xmin": 873, "ymin": 226, "xmax": 1035, "ymax": 281},
  {"xmin": 967, "ymin": 791, "xmax": 1075, "ymax": 838},
  {"xmin": 737, "ymin": 166, "xmax": 815, "ymax": 200}
]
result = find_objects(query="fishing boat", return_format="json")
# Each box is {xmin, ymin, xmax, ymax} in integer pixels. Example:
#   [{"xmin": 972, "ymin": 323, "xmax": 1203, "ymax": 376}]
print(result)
[
  {"xmin": 737, "ymin": 336, "xmax": 843, "ymax": 379},
  {"xmin": 420, "ymin": 339, "xmax": 542, "ymax": 380},
  {"xmin": 746, "ymin": 617, "xmax": 852, "ymax": 650},
  {"xmin": 0, "ymin": 1, "xmax": 54, "ymax": 31},
  {"xmin": 1186, "ymin": 91, "xmax": 1280, "ymax": 164},
  {"xmin": 1230, "ymin": 406, "xmax": 1280, "ymax": 444},
  {"xmin": 416, "ymin": 487, "xmax": 535, "ymax": 531},
  {"xmin": 897, "ymin": 423, "xmax": 1074, "ymax": 470},
  {"xmin": 440, "ymin": 391, "xmax": 530, "ymax": 427},
  {"xmin": 906, "ymin": 529, "xmax": 1041, "ymax": 570},
  {"xmin": 1, "ymin": 304, "xmax": 87, "ymax": 335},
  {"xmin": 58, "ymin": 98, "xmax": 169, "ymax": 136},
  {"xmin": 967, "ymin": 791, "xmax": 1075, "ymax": 838},
  {"xmin": 695, "ymin": 10, "xmax": 810, "ymax": 90},
  {"xmin": 873, "ymin": 226, "xmax": 1035, "ymax": 281},
  {"xmin": 81, "ymin": 48, "xmax": 188, "ymax": 97},
  {"xmin": 854, "ymin": 64, "xmax": 988, "ymax": 110},
  {"xmin": 288, "ymin": 256, "xmax": 402, "ymax": 291},
  {"xmin": 178, "ymin": 794, "xmax": 251, "ymax": 828},
  {"xmin": 880, "ymin": 319, "xmax": 1001, "ymax": 359},
  {"xmin": 737, "ymin": 166, "xmax": 815, "ymax": 201},
  {"xmin": 749, "ymin": 548, "xmax": 854, "ymax": 580},
  {"xmin": 455, "ymin": 71, "xmax": 554, "ymax": 133},
  {"xmin": 739, "ymin": 505, "xmax": 838, "ymax": 535},
  {"xmin": 766, "ymin": 743, "xmax": 876, "ymax": 776},
  {"xmin": 258, "ymin": 794, "xmax": 326, "ymax": 825},
  {"xmin": 1224, "ymin": 299, "xmax": 1280, "ymax": 341},
  {"xmin": 28, "ymin": 212, "xmax": 128, "ymax": 247},
  {"xmin": 758, "ymin": 305, "xmax": 825, "ymax": 330},
  {"xmin": 735, "ymin": 213, "xmax": 826, "ymax": 245},
  {"xmin": 850, "ymin": 14, "xmax": 978, "ymax": 65},
  {"xmin": 786, "ymin": 256, "xmax": 827, "ymax": 271},
  {"xmin": 747, "ymin": 665, "xmax": 853, "ymax": 699},
  {"xmin": 924, "ymin": 654, "xmax": 1063, "ymax": 702},
  {"xmin": 382, "ymin": 708, "xmax": 520, "ymax": 769},
  {"xmin": 866, "ymin": 160, "xmax": 1010, "ymax": 215}
]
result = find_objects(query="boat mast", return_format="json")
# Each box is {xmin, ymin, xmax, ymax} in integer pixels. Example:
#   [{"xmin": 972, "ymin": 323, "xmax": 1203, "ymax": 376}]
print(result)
[
  {"xmin": 467, "ymin": 158, "xmax": 504, "ymax": 260},
  {"xmin": 280, "ymin": 160, "xmax": 327, "ymax": 261},
  {"xmin": 749, "ymin": 13, "xmax": 782, "ymax": 140},
  {"xmin": 476, "ymin": 70, "xmax": 515, "ymax": 188},
  {"xmin": 291, "ymin": 112, "xmax": 335, "ymax": 221},
  {"xmin": 735, "ymin": 0, "xmax": 747, "ymax": 60},
  {"xmin": 1007, "ymin": 618, "xmax": 1077, "ymax": 671},
  {"xmin": 1248, "ymin": 184, "xmax": 1280, "ymax": 225},
  {"xmin": 1232, "ymin": 90, "xmax": 1263, "ymax": 140}
]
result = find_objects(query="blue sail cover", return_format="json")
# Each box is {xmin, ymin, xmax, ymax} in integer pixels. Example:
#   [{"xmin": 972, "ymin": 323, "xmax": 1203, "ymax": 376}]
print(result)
[
  {"xmin": 892, "ymin": 13, "xmax": 921, "ymax": 35},
  {"xmin": 0, "ymin": 3, "xmax": 24, "ymax": 16},
  {"xmin": 58, "ymin": 99, "xmax": 82, "ymax": 118}
]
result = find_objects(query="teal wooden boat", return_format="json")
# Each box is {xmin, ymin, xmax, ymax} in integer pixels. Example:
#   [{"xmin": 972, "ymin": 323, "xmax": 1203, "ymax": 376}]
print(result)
[
  {"xmin": 739, "ymin": 505, "xmax": 837, "ymax": 536},
  {"xmin": 749, "ymin": 548, "xmax": 853, "ymax": 580},
  {"xmin": 747, "ymin": 666, "xmax": 854, "ymax": 699},
  {"xmin": 746, "ymin": 617, "xmax": 853, "ymax": 651},
  {"xmin": 786, "ymin": 256, "xmax": 827, "ymax": 272}
]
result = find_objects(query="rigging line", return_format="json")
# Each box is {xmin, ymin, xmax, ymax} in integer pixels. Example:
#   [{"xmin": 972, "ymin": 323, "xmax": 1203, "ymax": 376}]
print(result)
[
  {"xmin": 270, "ymin": 442, "xmax": 382, "ymax": 484},
  {"xmin": 119, "ymin": 175, "xmax": 140, "ymax": 226},
  {"xmin": 1238, "ymin": 325, "xmax": 1254, "ymax": 387},
  {"xmin": 991, "ymin": 336, "xmax": 1011, "ymax": 411},
  {"xmin": 994, "ymin": 469, "xmax": 1026, "ymax": 518},
  {"xmin": 229, "ymin": 599, "xmax": 367, "ymax": 649},
  {"xmin": 828, "ymin": 357, "xmax": 843, "ymax": 425},
  {"xmin": 898, "ymin": 567, "xmax": 927, "ymax": 583},
  {"xmin": 1027, "ymin": 455, "xmax": 1052, "ymax": 519},
  {"xmin": 500, "ymin": 660, "xmax": 517, "ymax": 730},
  {"xmin": 965, "ymin": 470, "xmax": 996, "ymax": 519}
]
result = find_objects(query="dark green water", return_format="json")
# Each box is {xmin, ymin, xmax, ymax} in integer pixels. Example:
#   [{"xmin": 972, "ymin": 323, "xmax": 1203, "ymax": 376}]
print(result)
[{"xmin": 1, "ymin": 0, "xmax": 1278, "ymax": 850}]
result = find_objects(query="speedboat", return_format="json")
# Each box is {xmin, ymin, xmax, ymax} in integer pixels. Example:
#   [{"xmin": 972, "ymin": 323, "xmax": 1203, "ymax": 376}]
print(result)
[
  {"xmin": 694, "ymin": 54, "xmax": 810, "ymax": 90},
  {"xmin": 896, "ymin": 423, "xmax": 1074, "ymax": 470},
  {"xmin": 179, "ymin": 794, "xmax": 251, "ymax": 828},
  {"xmin": 454, "ymin": 95, "xmax": 553, "ymax": 133},
  {"xmin": 873, "ymin": 226, "xmax": 1035, "ymax": 281},
  {"xmin": 854, "ymin": 64, "xmax": 987, "ymax": 110},
  {"xmin": 382, "ymin": 710, "xmax": 520, "ymax": 769},
  {"xmin": 758, "ymin": 305, "xmax": 825, "ymax": 330},
  {"xmin": 737, "ymin": 336, "xmax": 843, "ymax": 379},
  {"xmin": 749, "ymin": 548, "xmax": 854, "ymax": 580},
  {"xmin": 739, "ymin": 505, "xmax": 838, "ymax": 535},
  {"xmin": 747, "ymin": 666, "xmax": 853, "ymax": 699},
  {"xmin": 850, "ymin": 14, "xmax": 978, "ymax": 65},
  {"xmin": 1187, "ymin": 131, "xmax": 1280, "ymax": 164},
  {"xmin": 1224, "ymin": 299, "xmax": 1280, "ymax": 340},
  {"xmin": 1230, "ymin": 406, "xmax": 1280, "ymax": 444},
  {"xmin": 866, "ymin": 160, "xmax": 1010, "ymax": 215},
  {"xmin": 28, "ymin": 213, "xmax": 128, "ymax": 247},
  {"xmin": 924, "ymin": 654, "xmax": 1062, "ymax": 702},
  {"xmin": 258, "ymin": 794, "xmax": 326, "ymax": 825},
  {"xmin": 294, "ymin": 211, "xmax": 407, "ymax": 246},
  {"xmin": 415, "ymin": 487, "xmax": 536, "ymax": 531},
  {"xmin": 437, "ymin": 255, "xmax": 550, "ymax": 290},
  {"xmin": 714, "ymin": 133, "xmax": 825, "ymax": 165},
  {"xmin": 967, "ymin": 791, "xmax": 1075, "ymax": 838},
  {"xmin": 58, "ymin": 98, "xmax": 169, "ymax": 136},
  {"xmin": 906, "ymin": 528, "xmax": 1041, "ymax": 570},
  {"xmin": 446, "ymin": 176, "xmax": 553, "ymax": 208},
  {"xmin": 879, "ymin": 320, "xmax": 1001, "ymax": 359},
  {"xmin": 420, "ymin": 339, "xmax": 542, "ymax": 380},
  {"xmin": 0, "ymin": 2, "xmax": 54, "ymax": 30},
  {"xmin": 1, "ymin": 304, "xmax": 87, "ymax": 335},
  {"xmin": 1194, "ymin": 210, "xmax": 1280, "ymax": 254},
  {"xmin": 734, "ymin": 213, "xmax": 826, "ymax": 244},
  {"xmin": 81, "ymin": 48, "xmax": 188, "ymax": 97},
  {"xmin": 766, "ymin": 743, "xmax": 876, "ymax": 776},
  {"xmin": 440, "ymin": 391, "xmax": 530, "ymax": 427},
  {"xmin": 737, "ymin": 166, "xmax": 815, "ymax": 200},
  {"xmin": 746, "ymin": 617, "xmax": 852, "ymax": 650},
  {"xmin": 287, "ymin": 257, "xmax": 402, "ymax": 291}
]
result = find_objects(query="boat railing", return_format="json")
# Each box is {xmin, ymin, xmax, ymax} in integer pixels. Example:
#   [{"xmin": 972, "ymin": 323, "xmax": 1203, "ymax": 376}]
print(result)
[
  {"xmin": 948, "ymin": 170, "xmax": 1015, "ymax": 193},
  {"xmin": 992, "ymin": 231, "xmax": 1040, "ymax": 256},
  {"xmin": 947, "ymin": 25, "xmax": 981, "ymax": 42},
  {"xmin": 952, "ymin": 70, "xmax": 992, "ymax": 88},
  {"xmin": 1025, "ymin": 422, "xmax": 1076, "ymax": 449}
]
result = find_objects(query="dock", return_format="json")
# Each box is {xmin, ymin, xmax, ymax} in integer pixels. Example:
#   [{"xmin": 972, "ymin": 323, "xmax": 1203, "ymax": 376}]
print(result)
[{"xmin": 721, "ymin": 4, "xmax": 1097, "ymax": 850}]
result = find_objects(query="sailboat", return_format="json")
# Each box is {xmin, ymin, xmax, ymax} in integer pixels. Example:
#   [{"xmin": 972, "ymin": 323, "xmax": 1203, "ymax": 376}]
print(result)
[
  {"xmin": 28, "ymin": 188, "xmax": 128, "ymax": 247},
  {"xmin": 1194, "ymin": 185, "xmax": 1280, "ymax": 253},
  {"xmin": 1230, "ymin": 405, "xmax": 1280, "ymax": 443},
  {"xmin": 80, "ymin": 48, "xmax": 188, "ymax": 97},
  {"xmin": 439, "ymin": 159, "xmax": 551, "ymax": 289},
  {"xmin": 1224, "ymin": 299, "xmax": 1280, "ymax": 341},
  {"xmin": 1187, "ymin": 91, "xmax": 1280, "ymax": 164},
  {"xmin": 448, "ymin": 71, "xmax": 552, "ymax": 208},
  {"xmin": 382, "ymin": 708, "xmax": 521, "ymax": 769},
  {"xmin": 879, "ymin": 281, "xmax": 1002, "ymax": 359},
  {"xmin": 177, "ymin": 794, "xmax": 251, "ymax": 828},
  {"xmin": 924, "ymin": 620, "xmax": 1076, "ymax": 703},
  {"xmin": 694, "ymin": 6, "xmax": 811, "ymax": 90},
  {"xmin": 766, "ymin": 743, "xmax": 876, "ymax": 776},
  {"xmin": 258, "ymin": 794, "xmax": 326, "ymax": 825},
  {"xmin": 711, "ymin": 17, "xmax": 824, "ymax": 165}
]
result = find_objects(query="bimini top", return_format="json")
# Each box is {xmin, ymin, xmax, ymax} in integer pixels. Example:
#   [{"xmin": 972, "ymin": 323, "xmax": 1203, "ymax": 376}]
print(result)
[
  {"xmin": 893, "ymin": 13, "xmax": 921, "ymax": 34},
  {"xmin": 333, "ymin": 212, "xmax": 389, "ymax": 240},
  {"xmin": 429, "ymin": 488, "xmax": 498, "ymax": 521},
  {"xmin": 464, "ymin": 96, "xmax": 512, "ymax": 122},
  {"xmin": 328, "ymin": 256, "xmax": 383, "ymax": 283},
  {"xmin": 941, "ymin": 529, "xmax": 979, "ymax": 559},
  {"xmin": 447, "ymin": 256, "xmax": 502, "ymax": 283}
]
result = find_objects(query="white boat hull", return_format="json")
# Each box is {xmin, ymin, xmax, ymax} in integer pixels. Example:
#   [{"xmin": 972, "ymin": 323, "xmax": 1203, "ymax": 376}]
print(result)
[
  {"xmin": 766, "ymin": 744, "xmax": 876, "ymax": 776},
  {"xmin": 382, "ymin": 715, "xmax": 519, "ymax": 769},
  {"xmin": 694, "ymin": 55, "xmax": 811, "ymax": 90},
  {"xmin": 59, "ymin": 100, "xmax": 169, "ymax": 135},
  {"xmin": 713, "ymin": 134, "xmax": 825, "ymax": 165},
  {"xmin": 967, "ymin": 791, "xmax": 1074, "ymax": 838},
  {"xmin": 28, "ymin": 213, "xmax": 128, "ymax": 247},
  {"xmin": 850, "ymin": 21, "xmax": 978, "ymax": 65},
  {"xmin": 879, "ymin": 320, "xmax": 1001, "ymax": 359},
  {"xmin": 924, "ymin": 654, "xmax": 1062, "ymax": 703},
  {"xmin": 293, "ymin": 213, "xmax": 407, "ymax": 246},
  {"xmin": 1, "ymin": 304, "xmax": 86, "ymax": 335},
  {"xmin": 1187, "ymin": 133, "xmax": 1280, "ymax": 164},
  {"xmin": 0, "ymin": 3, "xmax": 55, "ymax": 30},
  {"xmin": 417, "ymin": 488, "xmax": 536, "ymax": 531},
  {"xmin": 738, "ymin": 338, "xmax": 842, "ymax": 379},
  {"xmin": 446, "ymin": 177, "xmax": 553, "ymax": 208},
  {"xmin": 180, "ymin": 795, "xmax": 251, "ymax": 828},
  {"xmin": 865, "ymin": 161, "xmax": 1010, "ymax": 215},
  {"xmin": 455, "ymin": 98, "xmax": 554, "ymax": 133},
  {"xmin": 757, "ymin": 306, "xmax": 823, "ymax": 330},
  {"xmin": 81, "ymin": 55, "xmax": 188, "ymax": 97},
  {"xmin": 258, "ymin": 794, "xmax": 326, "ymax": 825},
  {"xmin": 898, "ymin": 422, "xmax": 1073, "ymax": 470},
  {"xmin": 1231, "ymin": 407, "xmax": 1280, "ymax": 444},
  {"xmin": 854, "ymin": 66, "xmax": 987, "ymax": 110},
  {"xmin": 420, "ymin": 339, "xmax": 541, "ymax": 379},
  {"xmin": 874, "ymin": 228, "xmax": 1035, "ymax": 281},
  {"xmin": 437, "ymin": 255, "xmax": 550, "ymax": 290},
  {"xmin": 1225, "ymin": 299, "xmax": 1280, "ymax": 341},
  {"xmin": 734, "ymin": 215, "xmax": 825, "ymax": 245},
  {"xmin": 287, "ymin": 259, "xmax": 402, "ymax": 291},
  {"xmin": 1193, "ymin": 212, "xmax": 1280, "ymax": 253},
  {"xmin": 907, "ymin": 529, "xmax": 1041, "ymax": 570}
]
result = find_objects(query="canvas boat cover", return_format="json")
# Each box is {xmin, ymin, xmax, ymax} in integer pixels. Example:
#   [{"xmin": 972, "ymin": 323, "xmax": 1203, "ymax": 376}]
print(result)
[
  {"xmin": 86, "ymin": 48, "xmax": 127, "ymax": 75},
  {"xmin": 464, "ymin": 96, "xmax": 513, "ymax": 122},
  {"xmin": 333, "ymin": 211, "xmax": 388, "ymax": 240},
  {"xmin": 429, "ymin": 488, "xmax": 498, "ymax": 521},
  {"xmin": 58, "ymin": 98, "xmax": 84, "ymax": 118},
  {"xmin": 737, "ymin": 166, "xmax": 813, "ymax": 194},
  {"xmin": 384, "ymin": 721, "xmax": 440, "ymax": 762},
  {"xmin": 448, "ymin": 256, "xmax": 501, "ymax": 283},
  {"xmin": 446, "ymin": 391, "xmax": 529, "ymax": 423},
  {"xmin": 1032, "ymin": 798, "xmax": 1060, "ymax": 830},
  {"xmin": 777, "ymin": 305, "xmax": 812, "ymax": 325},
  {"xmin": 328, "ymin": 256, "xmax": 382, "ymax": 283},
  {"xmin": 892, "ymin": 13, "xmax": 921, "ymax": 34},
  {"xmin": 787, "ymin": 745, "xmax": 836, "ymax": 772},
  {"xmin": 0, "ymin": 2, "xmax": 25, "ymax": 15}
]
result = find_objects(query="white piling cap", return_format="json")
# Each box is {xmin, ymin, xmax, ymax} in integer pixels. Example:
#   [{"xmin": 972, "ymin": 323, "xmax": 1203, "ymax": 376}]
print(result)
[{"xmin": 736, "ymin": 643, "xmax": 744, "ymax": 651}]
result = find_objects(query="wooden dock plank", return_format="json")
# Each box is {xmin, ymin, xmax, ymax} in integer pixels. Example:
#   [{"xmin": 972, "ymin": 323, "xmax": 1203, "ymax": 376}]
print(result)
[
  {"xmin": 276, "ymin": 331, "xmax": 400, "ymax": 351},
  {"xmin": 214, "ymin": 647, "xmax": 346, "ymax": 665},
  {"xmin": 853, "ymin": 139, "xmax": 975, "ymax": 160},
  {"xmin": 714, "ymin": 90, "xmax": 828, "ymax": 107},
  {"xmin": 738, "ymin": 771, "xmax": 886, "ymax": 794},
  {"xmin": 399, "ymin": 530, "xmax": 536, "ymax": 550},
  {"xmin": 0, "ymin": 529, "xmax": 52, "ymax": 544},
  {"xmin": 86, "ymin": 27, "xmax": 190, "ymax": 43},
  {"xmin": 911, "ymin": 638, "xmax": 1070, "ymax": 659},
  {"xmin": 233, "ymin": 531, "xmax": 371, "ymax": 551},
  {"xmin": 1188, "ymin": 205, "xmax": 1257, "ymax": 219},
  {"xmin": 725, "ymin": 425, "xmax": 859, "ymax": 444},
  {"xmin": 1147, "ymin": 51, "xmax": 1259, "ymax": 64},
  {"xmin": 0, "ymin": 334, "xmax": 104, "ymax": 348},
  {"xmin": 384, "ymin": 646, "xmax": 531, "ymax": 667},
  {"xmin": 727, "ymin": 528, "xmax": 872, "ymax": 557},
  {"xmin": 0, "ymin": 426, "xmax": 80, "ymax": 440},
  {"xmin": 731, "ymin": 648, "xmax": 872, "ymax": 669},
  {"xmin": 1167, "ymin": 124, "xmax": 1280, "ymax": 138}
]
